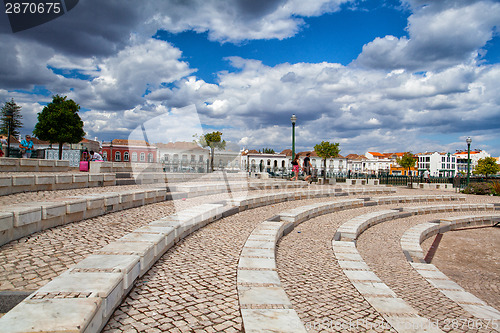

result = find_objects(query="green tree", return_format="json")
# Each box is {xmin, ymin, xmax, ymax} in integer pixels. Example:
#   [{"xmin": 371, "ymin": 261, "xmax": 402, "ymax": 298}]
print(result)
[
  {"xmin": 33, "ymin": 95, "xmax": 85, "ymax": 160},
  {"xmin": 0, "ymin": 98, "xmax": 23, "ymax": 137},
  {"xmin": 262, "ymin": 148, "xmax": 275, "ymax": 154},
  {"xmin": 396, "ymin": 152, "xmax": 417, "ymax": 183},
  {"xmin": 314, "ymin": 141, "xmax": 340, "ymax": 182},
  {"xmin": 197, "ymin": 131, "xmax": 226, "ymax": 172},
  {"xmin": 473, "ymin": 157, "xmax": 500, "ymax": 179}
]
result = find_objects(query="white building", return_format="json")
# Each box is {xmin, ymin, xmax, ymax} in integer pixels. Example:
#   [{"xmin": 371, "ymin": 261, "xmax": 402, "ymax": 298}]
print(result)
[
  {"xmin": 453, "ymin": 149, "xmax": 490, "ymax": 174},
  {"xmin": 241, "ymin": 149, "xmax": 347, "ymax": 175},
  {"xmin": 416, "ymin": 152, "xmax": 457, "ymax": 177},
  {"xmin": 213, "ymin": 143, "xmax": 241, "ymax": 171},
  {"xmin": 155, "ymin": 142, "xmax": 209, "ymax": 173},
  {"xmin": 363, "ymin": 152, "xmax": 393, "ymax": 175},
  {"xmin": 241, "ymin": 150, "xmax": 289, "ymax": 172}
]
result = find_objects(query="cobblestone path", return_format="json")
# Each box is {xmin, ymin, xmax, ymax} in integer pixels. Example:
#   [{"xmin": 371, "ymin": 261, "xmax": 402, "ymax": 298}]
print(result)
[
  {"xmin": 356, "ymin": 210, "xmax": 497, "ymax": 333},
  {"xmin": 103, "ymin": 196, "xmax": 340, "ymax": 333},
  {"xmin": 0, "ymin": 189, "xmax": 272, "ymax": 292},
  {"xmin": 277, "ymin": 205, "xmax": 396, "ymax": 333}
]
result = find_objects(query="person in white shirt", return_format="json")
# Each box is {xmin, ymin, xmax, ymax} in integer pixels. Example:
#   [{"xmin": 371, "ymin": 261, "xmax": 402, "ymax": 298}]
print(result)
[{"xmin": 89, "ymin": 150, "xmax": 103, "ymax": 161}]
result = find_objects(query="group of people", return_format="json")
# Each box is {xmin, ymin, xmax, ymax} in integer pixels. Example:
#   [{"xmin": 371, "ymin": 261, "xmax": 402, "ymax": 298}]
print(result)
[
  {"xmin": 290, "ymin": 152, "xmax": 314, "ymax": 183},
  {"xmin": 0, "ymin": 134, "xmax": 34, "ymax": 158}
]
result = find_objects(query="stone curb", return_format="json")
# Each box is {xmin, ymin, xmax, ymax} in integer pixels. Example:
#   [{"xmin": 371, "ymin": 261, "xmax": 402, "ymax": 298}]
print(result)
[
  {"xmin": 0, "ymin": 180, "xmax": 307, "ymax": 247},
  {"xmin": 401, "ymin": 215, "xmax": 500, "ymax": 329},
  {"xmin": 236, "ymin": 194, "xmax": 460, "ymax": 332},
  {"xmin": 0, "ymin": 186, "xmax": 393, "ymax": 332},
  {"xmin": 0, "ymin": 173, "xmax": 117, "ymax": 196},
  {"xmin": 334, "ymin": 203, "xmax": 498, "ymax": 332},
  {"xmin": 0, "ymin": 158, "xmax": 71, "ymax": 173},
  {"xmin": 400, "ymin": 212, "xmax": 498, "ymax": 260},
  {"xmin": 238, "ymin": 199, "xmax": 371, "ymax": 332}
]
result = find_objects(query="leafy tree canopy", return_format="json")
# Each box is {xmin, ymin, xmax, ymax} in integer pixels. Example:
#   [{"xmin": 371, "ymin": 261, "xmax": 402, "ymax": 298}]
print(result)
[
  {"xmin": 261, "ymin": 148, "xmax": 275, "ymax": 154},
  {"xmin": 314, "ymin": 141, "xmax": 340, "ymax": 160},
  {"xmin": 396, "ymin": 152, "xmax": 417, "ymax": 170},
  {"xmin": 198, "ymin": 131, "xmax": 226, "ymax": 150},
  {"xmin": 33, "ymin": 95, "xmax": 85, "ymax": 159},
  {"xmin": 473, "ymin": 157, "xmax": 500, "ymax": 178},
  {"xmin": 196, "ymin": 131, "xmax": 226, "ymax": 172},
  {"xmin": 314, "ymin": 141, "xmax": 341, "ymax": 181},
  {"xmin": 0, "ymin": 98, "xmax": 23, "ymax": 137}
]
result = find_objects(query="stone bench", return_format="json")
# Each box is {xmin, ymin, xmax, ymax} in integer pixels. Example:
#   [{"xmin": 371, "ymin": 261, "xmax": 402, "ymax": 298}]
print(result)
[
  {"xmin": 409, "ymin": 183, "xmax": 454, "ymax": 190},
  {"xmin": 0, "ymin": 203, "xmax": 228, "ymax": 333},
  {"xmin": 402, "ymin": 216, "xmax": 500, "ymax": 324},
  {"xmin": 401, "ymin": 214, "xmax": 500, "ymax": 261},
  {"xmin": 238, "ymin": 220, "xmax": 307, "ymax": 332},
  {"xmin": 371, "ymin": 194, "xmax": 465, "ymax": 204},
  {"xmin": 2, "ymin": 185, "xmax": 358, "ymax": 332},
  {"xmin": 401, "ymin": 203, "xmax": 495, "ymax": 215},
  {"xmin": 0, "ymin": 158, "xmax": 72, "ymax": 173},
  {"xmin": 335, "ymin": 203, "xmax": 494, "ymax": 242},
  {"xmin": 332, "ymin": 239, "xmax": 441, "ymax": 332},
  {"xmin": 0, "ymin": 173, "xmax": 116, "ymax": 196},
  {"xmin": 0, "ymin": 187, "xmax": 177, "ymax": 246}
]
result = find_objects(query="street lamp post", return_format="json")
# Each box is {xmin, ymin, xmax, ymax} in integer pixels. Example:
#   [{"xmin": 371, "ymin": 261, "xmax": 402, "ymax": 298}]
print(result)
[
  {"xmin": 466, "ymin": 137, "xmax": 472, "ymax": 187},
  {"xmin": 291, "ymin": 114, "xmax": 297, "ymax": 160},
  {"xmin": 6, "ymin": 109, "xmax": 13, "ymax": 157}
]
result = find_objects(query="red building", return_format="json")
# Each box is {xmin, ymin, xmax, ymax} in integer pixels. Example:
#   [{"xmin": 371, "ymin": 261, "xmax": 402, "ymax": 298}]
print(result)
[{"xmin": 101, "ymin": 139, "xmax": 158, "ymax": 163}]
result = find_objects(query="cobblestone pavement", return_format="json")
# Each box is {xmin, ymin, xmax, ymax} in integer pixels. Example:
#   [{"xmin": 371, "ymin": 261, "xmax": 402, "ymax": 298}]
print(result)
[
  {"xmin": 102, "ymin": 195, "xmax": 347, "ymax": 333},
  {"xmin": 277, "ymin": 189, "xmax": 500, "ymax": 333},
  {"xmin": 356, "ymin": 193, "xmax": 500, "ymax": 333},
  {"xmin": 421, "ymin": 226, "xmax": 500, "ymax": 311},
  {"xmin": 0, "ymin": 187, "xmax": 280, "ymax": 292},
  {"xmin": 0, "ymin": 183, "xmax": 161, "ymax": 206},
  {"xmin": 2, "ymin": 183, "xmax": 500, "ymax": 333},
  {"xmin": 277, "ymin": 205, "xmax": 396, "ymax": 333}
]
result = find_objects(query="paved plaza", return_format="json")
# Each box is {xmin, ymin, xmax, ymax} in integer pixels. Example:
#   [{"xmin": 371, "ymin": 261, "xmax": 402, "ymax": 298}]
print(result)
[{"xmin": 0, "ymin": 168, "xmax": 499, "ymax": 332}]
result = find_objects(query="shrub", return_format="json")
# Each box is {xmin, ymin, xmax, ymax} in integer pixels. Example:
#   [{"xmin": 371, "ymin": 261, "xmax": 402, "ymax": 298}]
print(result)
[
  {"xmin": 490, "ymin": 181, "xmax": 500, "ymax": 196},
  {"xmin": 462, "ymin": 183, "xmax": 493, "ymax": 195}
]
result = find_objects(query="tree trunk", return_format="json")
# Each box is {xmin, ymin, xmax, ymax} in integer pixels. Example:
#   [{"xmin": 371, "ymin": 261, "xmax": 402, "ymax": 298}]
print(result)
[
  {"xmin": 323, "ymin": 158, "xmax": 327, "ymax": 182},
  {"xmin": 210, "ymin": 147, "xmax": 214, "ymax": 172},
  {"xmin": 58, "ymin": 142, "xmax": 63, "ymax": 160}
]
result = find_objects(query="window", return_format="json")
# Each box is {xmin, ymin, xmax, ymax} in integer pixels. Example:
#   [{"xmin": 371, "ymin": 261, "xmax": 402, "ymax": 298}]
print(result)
[
  {"xmin": 182, "ymin": 154, "xmax": 188, "ymax": 162},
  {"xmin": 132, "ymin": 152, "xmax": 138, "ymax": 162},
  {"xmin": 148, "ymin": 153, "xmax": 153, "ymax": 162},
  {"xmin": 102, "ymin": 151, "xmax": 108, "ymax": 161},
  {"xmin": 124, "ymin": 152, "xmax": 129, "ymax": 161},
  {"xmin": 173, "ymin": 154, "xmax": 179, "ymax": 162},
  {"xmin": 140, "ymin": 152, "xmax": 145, "ymax": 161},
  {"xmin": 191, "ymin": 155, "xmax": 195, "ymax": 162},
  {"xmin": 199, "ymin": 155, "xmax": 203, "ymax": 162},
  {"xmin": 442, "ymin": 157, "xmax": 446, "ymax": 162},
  {"xmin": 115, "ymin": 151, "xmax": 121, "ymax": 161},
  {"xmin": 163, "ymin": 154, "xmax": 169, "ymax": 162}
]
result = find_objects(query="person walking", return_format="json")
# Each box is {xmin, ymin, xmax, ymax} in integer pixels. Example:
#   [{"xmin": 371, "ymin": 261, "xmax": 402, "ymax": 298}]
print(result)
[
  {"xmin": 303, "ymin": 152, "xmax": 313, "ymax": 183},
  {"xmin": 290, "ymin": 154, "xmax": 300, "ymax": 181},
  {"xmin": 19, "ymin": 135, "xmax": 33, "ymax": 158},
  {"xmin": 423, "ymin": 169, "xmax": 430, "ymax": 183}
]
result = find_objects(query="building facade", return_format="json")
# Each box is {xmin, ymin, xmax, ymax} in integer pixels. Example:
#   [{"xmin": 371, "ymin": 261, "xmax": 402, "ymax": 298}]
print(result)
[
  {"xmin": 417, "ymin": 152, "xmax": 457, "ymax": 177},
  {"xmin": 156, "ymin": 142, "xmax": 209, "ymax": 173},
  {"xmin": 241, "ymin": 149, "xmax": 347, "ymax": 175},
  {"xmin": 101, "ymin": 139, "xmax": 158, "ymax": 163},
  {"xmin": 453, "ymin": 150, "xmax": 490, "ymax": 174}
]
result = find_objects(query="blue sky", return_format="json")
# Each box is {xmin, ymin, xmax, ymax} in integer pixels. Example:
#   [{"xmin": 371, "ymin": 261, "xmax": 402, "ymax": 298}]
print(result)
[
  {"xmin": 155, "ymin": 2, "xmax": 410, "ymax": 83},
  {"xmin": 0, "ymin": 0, "xmax": 499, "ymax": 156}
]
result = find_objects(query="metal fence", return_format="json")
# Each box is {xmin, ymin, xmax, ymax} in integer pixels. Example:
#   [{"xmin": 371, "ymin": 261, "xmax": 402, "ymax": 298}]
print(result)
[{"xmin": 268, "ymin": 168, "xmax": 499, "ymax": 188}]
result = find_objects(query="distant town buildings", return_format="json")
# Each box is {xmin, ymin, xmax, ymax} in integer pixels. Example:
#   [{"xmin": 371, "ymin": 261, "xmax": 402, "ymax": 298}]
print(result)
[
  {"xmin": 101, "ymin": 139, "xmax": 158, "ymax": 163},
  {"xmin": 5, "ymin": 133, "xmax": 499, "ymax": 176}
]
